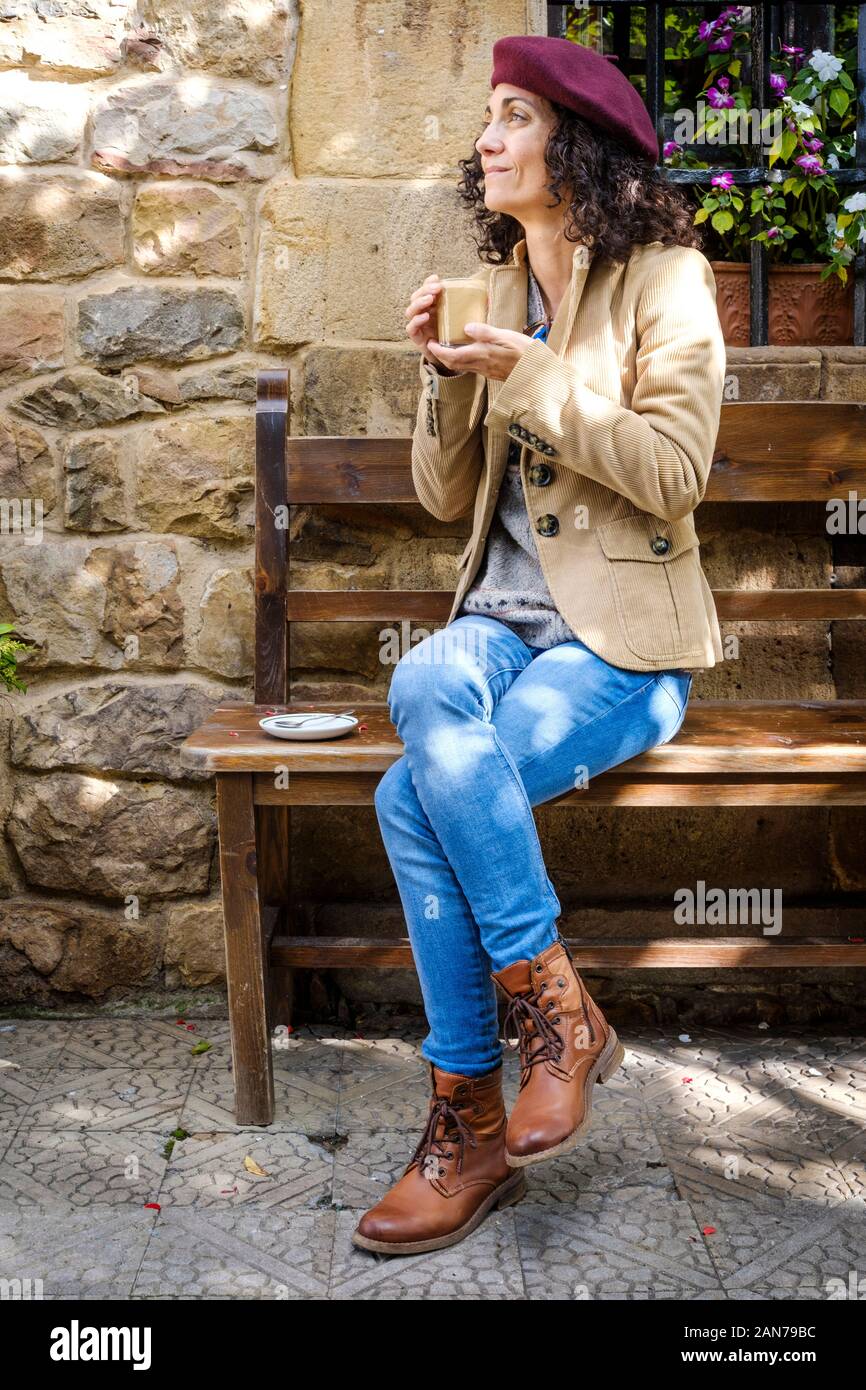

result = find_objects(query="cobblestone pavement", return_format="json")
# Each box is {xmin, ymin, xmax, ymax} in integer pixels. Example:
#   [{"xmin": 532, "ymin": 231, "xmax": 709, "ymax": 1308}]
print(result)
[{"xmin": 0, "ymin": 1011, "xmax": 864, "ymax": 1300}]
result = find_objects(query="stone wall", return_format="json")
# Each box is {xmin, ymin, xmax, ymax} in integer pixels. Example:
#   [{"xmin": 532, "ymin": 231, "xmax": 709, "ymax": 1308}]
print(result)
[{"xmin": 0, "ymin": 0, "xmax": 863, "ymax": 1020}]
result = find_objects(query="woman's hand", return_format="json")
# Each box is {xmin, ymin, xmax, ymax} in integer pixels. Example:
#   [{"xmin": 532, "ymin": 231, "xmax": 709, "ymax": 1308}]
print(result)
[
  {"xmin": 425, "ymin": 323, "xmax": 534, "ymax": 381},
  {"xmin": 405, "ymin": 275, "xmax": 455, "ymax": 371}
]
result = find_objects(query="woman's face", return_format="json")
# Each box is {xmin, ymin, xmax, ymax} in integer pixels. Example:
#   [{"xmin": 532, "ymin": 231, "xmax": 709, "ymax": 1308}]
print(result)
[{"xmin": 475, "ymin": 83, "xmax": 559, "ymax": 222}]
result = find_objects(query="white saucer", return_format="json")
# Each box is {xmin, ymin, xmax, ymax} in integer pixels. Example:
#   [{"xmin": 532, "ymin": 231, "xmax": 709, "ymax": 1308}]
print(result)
[{"xmin": 259, "ymin": 712, "xmax": 359, "ymax": 741}]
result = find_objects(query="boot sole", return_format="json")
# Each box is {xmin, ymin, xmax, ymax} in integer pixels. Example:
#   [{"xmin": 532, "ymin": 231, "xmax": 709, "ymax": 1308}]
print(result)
[
  {"xmin": 505, "ymin": 1028, "xmax": 626, "ymax": 1169},
  {"xmin": 350, "ymin": 1168, "xmax": 528, "ymax": 1256}
]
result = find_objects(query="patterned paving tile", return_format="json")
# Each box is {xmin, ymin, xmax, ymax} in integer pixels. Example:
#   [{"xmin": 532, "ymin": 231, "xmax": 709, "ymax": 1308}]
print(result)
[
  {"xmin": 670, "ymin": 1167, "xmax": 866, "ymax": 1296},
  {"xmin": 0, "ymin": 1203, "xmax": 157, "ymax": 1298},
  {"xmin": 57, "ymin": 1019, "xmax": 220, "ymax": 1069},
  {"xmin": 21, "ymin": 1069, "xmax": 191, "ymax": 1132},
  {"xmin": 333, "ymin": 1129, "xmax": 422, "ymax": 1210},
  {"xmin": 329, "ymin": 1207, "xmax": 526, "ymax": 1299},
  {"xmin": 181, "ymin": 1052, "xmax": 341, "ymax": 1135},
  {"xmin": 0, "ymin": 1128, "xmax": 168, "ymax": 1208},
  {"xmin": 515, "ymin": 1186, "xmax": 725, "ymax": 1299},
  {"xmin": 160, "ymin": 1129, "xmax": 333, "ymax": 1209},
  {"xmin": 520, "ymin": 1124, "xmax": 672, "ymax": 1205},
  {"xmin": 336, "ymin": 1046, "xmax": 432, "ymax": 1131},
  {"xmin": 0, "ymin": 1017, "xmax": 861, "ymax": 1300},
  {"xmin": 0, "ymin": 1068, "xmax": 45, "ymax": 1147},
  {"xmin": 655, "ymin": 1116, "xmax": 853, "ymax": 1207},
  {"xmin": 621, "ymin": 1045, "xmax": 789, "ymax": 1128},
  {"xmin": 0, "ymin": 1019, "xmax": 71, "ymax": 1067},
  {"xmin": 131, "ymin": 1206, "xmax": 335, "ymax": 1299}
]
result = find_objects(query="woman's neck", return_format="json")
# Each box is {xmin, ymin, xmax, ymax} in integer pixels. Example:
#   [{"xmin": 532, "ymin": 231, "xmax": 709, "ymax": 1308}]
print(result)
[{"xmin": 524, "ymin": 227, "xmax": 590, "ymax": 325}]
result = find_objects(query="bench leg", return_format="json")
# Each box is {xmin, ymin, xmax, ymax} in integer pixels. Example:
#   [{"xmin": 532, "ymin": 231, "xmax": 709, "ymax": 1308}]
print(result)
[
  {"xmin": 256, "ymin": 802, "xmax": 294, "ymax": 1031},
  {"xmin": 217, "ymin": 772, "xmax": 275, "ymax": 1125}
]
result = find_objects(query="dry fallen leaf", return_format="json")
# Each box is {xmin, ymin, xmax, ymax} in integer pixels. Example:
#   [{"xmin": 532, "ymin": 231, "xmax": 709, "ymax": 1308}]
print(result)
[{"xmin": 243, "ymin": 1155, "xmax": 269, "ymax": 1177}]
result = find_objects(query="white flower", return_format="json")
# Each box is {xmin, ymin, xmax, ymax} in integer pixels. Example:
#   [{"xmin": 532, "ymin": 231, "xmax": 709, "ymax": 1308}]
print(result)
[
  {"xmin": 843, "ymin": 191, "xmax": 866, "ymax": 212},
  {"xmin": 825, "ymin": 212, "xmax": 837, "ymax": 232},
  {"xmin": 809, "ymin": 49, "xmax": 843, "ymax": 83},
  {"xmin": 785, "ymin": 98, "xmax": 815, "ymax": 118},
  {"xmin": 859, "ymin": 223, "xmax": 866, "ymax": 244},
  {"xmin": 826, "ymin": 153, "xmax": 839, "ymax": 170}
]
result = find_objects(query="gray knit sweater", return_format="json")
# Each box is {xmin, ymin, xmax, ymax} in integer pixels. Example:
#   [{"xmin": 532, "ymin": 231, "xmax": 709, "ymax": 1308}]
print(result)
[{"xmin": 454, "ymin": 264, "xmax": 578, "ymax": 650}]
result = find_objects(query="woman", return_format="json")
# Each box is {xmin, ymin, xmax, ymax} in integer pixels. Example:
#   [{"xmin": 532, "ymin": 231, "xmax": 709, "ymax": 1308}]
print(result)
[{"xmin": 353, "ymin": 35, "xmax": 727, "ymax": 1256}]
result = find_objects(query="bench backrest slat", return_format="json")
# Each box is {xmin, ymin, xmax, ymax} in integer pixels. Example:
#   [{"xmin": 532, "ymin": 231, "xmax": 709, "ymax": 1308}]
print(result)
[
  {"xmin": 278, "ymin": 402, "xmax": 866, "ymax": 503},
  {"xmin": 257, "ymin": 376, "xmax": 866, "ymax": 698}
]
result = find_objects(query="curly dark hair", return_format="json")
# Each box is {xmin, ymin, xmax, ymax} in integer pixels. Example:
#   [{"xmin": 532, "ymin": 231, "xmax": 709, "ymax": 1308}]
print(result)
[{"xmin": 456, "ymin": 100, "xmax": 704, "ymax": 267}]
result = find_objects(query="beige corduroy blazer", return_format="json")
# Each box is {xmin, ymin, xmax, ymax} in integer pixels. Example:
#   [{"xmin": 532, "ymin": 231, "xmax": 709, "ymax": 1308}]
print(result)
[{"xmin": 411, "ymin": 236, "xmax": 728, "ymax": 671}]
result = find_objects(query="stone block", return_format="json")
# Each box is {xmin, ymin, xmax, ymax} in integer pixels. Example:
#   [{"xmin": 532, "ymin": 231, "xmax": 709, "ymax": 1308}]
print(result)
[
  {"xmin": 91, "ymin": 78, "xmax": 279, "ymax": 181},
  {"xmin": 0, "ymin": 173, "xmax": 123, "ymax": 280},
  {"xmin": 7, "ymin": 774, "xmax": 214, "ymax": 898}
]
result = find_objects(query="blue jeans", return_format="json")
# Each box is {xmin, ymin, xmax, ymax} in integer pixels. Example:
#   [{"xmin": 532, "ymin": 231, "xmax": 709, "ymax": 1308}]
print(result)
[{"xmin": 374, "ymin": 614, "xmax": 693, "ymax": 1077}]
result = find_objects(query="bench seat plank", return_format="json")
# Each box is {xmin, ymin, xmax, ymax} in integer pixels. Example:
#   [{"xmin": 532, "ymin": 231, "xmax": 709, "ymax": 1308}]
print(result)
[
  {"xmin": 180, "ymin": 699, "xmax": 866, "ymax": 777},
  {"xmin": 269, "ymin": 935, "xmax": 866, "ymax": 968}
]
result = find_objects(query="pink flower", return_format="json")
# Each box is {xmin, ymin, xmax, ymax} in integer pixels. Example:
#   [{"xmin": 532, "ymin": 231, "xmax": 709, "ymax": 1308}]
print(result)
[
  {"xmin": 698, "ymin": 20, "xmax": 717, "ymax": 41},
  {"xmin": 711, "ymin": 171, "xmax": 734, "ymax": 190},
  {"xmin": 708, "ymin": 85, "xmax": 735, "ymax": 108},
  {"xmin": 766, "ymin": 227, "xmax": 781, "ymax": 239},
  {"xmin": 769, "ymin": 72, "xmax": 787, "ymax": 94},
  {"xmin": 662, "ymin": 140, "xmax": 682, "ymax": 158},
  {"xmin": 710, "ymin": 28, "xmax": 734, "ymax": 53},
  {"xmin": 780, "ymin": 43, "xmax": 805, "ymax": 70},
  {"xmin": 795, "ymin": 153, "xmax": 824, "ymax": 176},
  {"xmin": 716, "ymin": 75, "xmax": 731, "ymax": 91},
  {"xmin": 804, "ymin": 137, "xmax": 824, "ymax": 152}
]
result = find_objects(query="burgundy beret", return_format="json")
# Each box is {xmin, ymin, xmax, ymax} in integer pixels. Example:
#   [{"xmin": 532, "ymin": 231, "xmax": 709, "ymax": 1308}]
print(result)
[{"xmin": 491, "ymin": 36, "xmax": 658, "ymax": 165}]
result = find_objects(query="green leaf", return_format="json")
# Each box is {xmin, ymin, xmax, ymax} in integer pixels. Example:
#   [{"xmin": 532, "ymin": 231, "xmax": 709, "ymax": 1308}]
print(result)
[
  {"xmin": 693, "ymin": 208, "xmax": 710, "ymax": 225},
  {"xmin": 711, "ymin": 210, "xmax": 734, "ymax": 233},
  {"xmin": 191, "ymin": 1039, "xmax": 212, "ymax": 1055},
  {"xmin": 781, "ymin": 129, "xmax": 799, "ymax": 162},
  {"xmin": 829, "ymin": 88, "xmax": 850, "ymax": 118}
]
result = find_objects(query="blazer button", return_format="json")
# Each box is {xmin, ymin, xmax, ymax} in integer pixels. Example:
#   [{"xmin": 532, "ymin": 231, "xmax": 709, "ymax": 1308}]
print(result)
[
  {"xmin": 536, "ymin": 514, "xmax": 559, "ymax": 537},
  {"xmin": 651, "ymin": 535, "xmax": 670, "ymax": 555},
  {"xmin": 528, "ymin": 463, "xmax": 552, "ymax": 486}
]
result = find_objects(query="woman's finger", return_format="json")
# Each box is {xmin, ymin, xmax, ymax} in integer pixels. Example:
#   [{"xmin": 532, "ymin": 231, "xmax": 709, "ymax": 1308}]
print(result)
[
  {"xmin": 405, "ymin": 291, "xmax": 436, "ymax": 321},
  {"xmin": 406, "ymin": 312, "xmax": 432, "ymax": 339}
]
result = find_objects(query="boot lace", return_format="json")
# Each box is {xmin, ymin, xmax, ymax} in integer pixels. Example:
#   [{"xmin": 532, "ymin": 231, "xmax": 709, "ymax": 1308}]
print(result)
[
  {"xmin": 503, "ymin": 989, "xmax": 565, "ymax": 1080},
  {"xmin": 410, "ymin": 1093, "xmax": 478, "ymax": 1180}
]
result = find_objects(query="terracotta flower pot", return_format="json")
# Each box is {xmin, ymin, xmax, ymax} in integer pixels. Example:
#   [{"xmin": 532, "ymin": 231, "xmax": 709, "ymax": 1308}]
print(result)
[{"xmin": 710, "ymin": 260, "xmax": 855, "ymax": 346}]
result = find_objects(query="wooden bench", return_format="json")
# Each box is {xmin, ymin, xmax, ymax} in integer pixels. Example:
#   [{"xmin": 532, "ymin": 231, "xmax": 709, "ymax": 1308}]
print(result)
[{"xmin": 179, "ymin": 369, "xmax": 866, "ymax": 1124}]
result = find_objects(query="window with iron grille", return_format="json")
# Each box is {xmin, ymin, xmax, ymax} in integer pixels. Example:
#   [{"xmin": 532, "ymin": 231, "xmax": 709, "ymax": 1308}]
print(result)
[{"xmin": 546, "ymin": 3, "xmax": 866, "ymax": 344}]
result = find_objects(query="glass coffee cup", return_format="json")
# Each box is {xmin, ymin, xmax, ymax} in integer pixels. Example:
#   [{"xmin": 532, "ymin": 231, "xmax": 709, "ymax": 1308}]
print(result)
[{"xmin": 435, "ymin": 277, "xmax": 489, "ymax": 347}]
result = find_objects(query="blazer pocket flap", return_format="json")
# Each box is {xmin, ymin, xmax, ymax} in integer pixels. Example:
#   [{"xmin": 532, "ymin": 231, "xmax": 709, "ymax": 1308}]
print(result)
[{"xmin": 595, "ymin": 515, "xmax": 700, "ymax": 563}]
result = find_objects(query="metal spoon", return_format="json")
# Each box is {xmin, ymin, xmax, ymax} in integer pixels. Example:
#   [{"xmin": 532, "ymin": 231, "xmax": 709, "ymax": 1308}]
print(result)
[{"xmin": 270, "ymin": 710, "xmax": 356, "ymax": 727}]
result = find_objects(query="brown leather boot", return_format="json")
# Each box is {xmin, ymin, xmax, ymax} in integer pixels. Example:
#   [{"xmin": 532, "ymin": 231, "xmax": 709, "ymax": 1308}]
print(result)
[
  {"xmin": 491, "ymin": 935, "xmax": 624, "ymax": 1167},
  {"xmin": 351, "ymin": 1061, "xmax": 526, "ymax": 1255}
]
